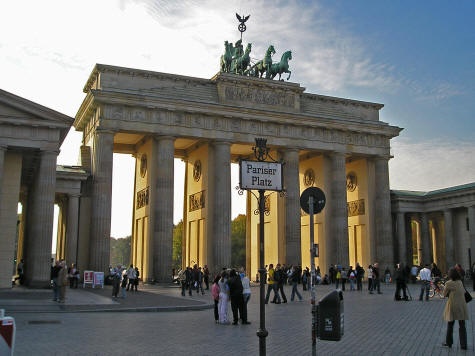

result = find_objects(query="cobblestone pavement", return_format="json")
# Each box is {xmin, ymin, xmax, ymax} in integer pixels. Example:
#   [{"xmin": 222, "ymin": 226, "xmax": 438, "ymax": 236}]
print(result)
[{"xmin": 7, "ymin": 283, "xmax": 475, "ymax": 356}]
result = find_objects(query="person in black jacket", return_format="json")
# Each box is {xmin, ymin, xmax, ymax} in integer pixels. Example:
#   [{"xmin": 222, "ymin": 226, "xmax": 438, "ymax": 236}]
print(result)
[
  {"xmin": 394, "ymin": 263, "xmax": 408, "ymax": 301},
  {"xmin": 228, "ymin": 269, "xmax": 250, "ymax": 325},
  {"xmin": 273, "ymin": 264, "xmax": 287, "ymax": 303}
]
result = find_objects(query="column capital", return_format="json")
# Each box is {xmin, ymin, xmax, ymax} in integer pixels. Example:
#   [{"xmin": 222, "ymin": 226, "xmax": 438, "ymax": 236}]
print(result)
[
  {"xmin": 153, "ymin": 135, "xmax": 176, "ymax": 142},
  {"xmin": 211, "ymin": 140, "xmax": 231, "ymax": 146},
  {"xmin": 95, "ymin": 129, "xmax": 116, "ymax": 135},
  {"xmin": 40, "ymin": 149, "xmax": 60, "ymax": 156},
  {"xmin": 372, "ymin": 155, "xmax": 391, "ymax": 161},
  {"xmin": 68, "ymin": 193, "xmax": 81, "ymax": 199}
]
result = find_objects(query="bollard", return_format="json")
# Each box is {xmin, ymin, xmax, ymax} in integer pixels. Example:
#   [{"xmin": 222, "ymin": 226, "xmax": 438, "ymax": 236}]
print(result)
[{"xmin": 0, "ymin": 309, "xmax": 16, "ymax": 356}]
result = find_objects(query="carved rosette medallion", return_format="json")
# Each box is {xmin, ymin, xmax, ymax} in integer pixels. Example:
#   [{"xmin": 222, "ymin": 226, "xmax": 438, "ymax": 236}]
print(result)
[
  {"xmin": 346, "ymin": 172, "xmax": 357, "ymax": 192},
  {"xmin": 140, "ymin": 154, "xmax": 147, "ymax": 178},
  {"xmin": 304, "ymin": 168, "xmax": 315, "ymax": 187},
  {"xmin": 193, "ymin": 160, "xmax": 202, "ymax": 182}
]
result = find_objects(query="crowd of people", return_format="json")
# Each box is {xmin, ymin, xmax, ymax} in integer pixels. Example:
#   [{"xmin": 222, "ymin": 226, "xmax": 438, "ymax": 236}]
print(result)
[{"xmin": 109, "ymin": 264, "xmax": 140, "ymax": 299}]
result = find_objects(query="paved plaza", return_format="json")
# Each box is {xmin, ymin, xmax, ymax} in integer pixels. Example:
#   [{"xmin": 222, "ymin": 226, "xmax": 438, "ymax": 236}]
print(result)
[{"xmin": 4, "ymin": 282, "xmax": 475, "ymax": 356}]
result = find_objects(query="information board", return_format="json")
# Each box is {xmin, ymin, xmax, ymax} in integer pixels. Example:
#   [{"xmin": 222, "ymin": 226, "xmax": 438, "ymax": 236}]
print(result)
[
  {"xmin": 93, "ymin": 272, "xmax": 104, "ymax": 289},
  {"xmin": 83, "ymin": 270, "xmax": 93, "ymax": 288}
]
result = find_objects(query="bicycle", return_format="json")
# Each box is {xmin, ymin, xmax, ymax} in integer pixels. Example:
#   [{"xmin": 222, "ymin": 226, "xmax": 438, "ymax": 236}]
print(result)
[{"xmin": 429, "ymin": 277, "xmax": 446, "ymax": 298}]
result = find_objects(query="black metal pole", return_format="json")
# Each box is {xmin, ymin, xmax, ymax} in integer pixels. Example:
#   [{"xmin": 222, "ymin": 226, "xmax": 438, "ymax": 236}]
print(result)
[{"xmin": 257, "ymin": 189, "xmax": 268, "ymax": 356}]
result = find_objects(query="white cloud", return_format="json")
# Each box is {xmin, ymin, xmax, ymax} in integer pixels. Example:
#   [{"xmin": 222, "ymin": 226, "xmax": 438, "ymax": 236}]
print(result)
[{"xmin": 389, "ymin": 138, "xmax": 475, "ymax": 191}]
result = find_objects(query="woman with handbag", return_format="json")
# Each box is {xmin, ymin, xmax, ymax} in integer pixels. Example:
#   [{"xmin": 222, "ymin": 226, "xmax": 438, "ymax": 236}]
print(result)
[{"xmin": 441, "ymin": 268, "xmax": 468, "ymax": 350}]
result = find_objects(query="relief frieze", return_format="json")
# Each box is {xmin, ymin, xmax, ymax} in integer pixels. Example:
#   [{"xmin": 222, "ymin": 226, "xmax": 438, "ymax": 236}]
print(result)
[
  {"xmin": 136, "ymin": 186, "xmax": 150, "ymax": 209},
  {"xmin": 189, "ymin": 190, "xmax": 205, "ymax": 212},
  {"xmin": 347, "ymin": 199, "xmax": 365, "ymax": 217},
  {"xmin": 224, "ymin": 85, "xmax": 294, "ymax": 108}
]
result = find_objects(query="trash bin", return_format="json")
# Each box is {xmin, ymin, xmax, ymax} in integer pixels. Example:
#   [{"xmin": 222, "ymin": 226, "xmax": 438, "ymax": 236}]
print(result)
[{"xmin": 316, "ymin": 290, "xmax": 344, "ymax": 341}]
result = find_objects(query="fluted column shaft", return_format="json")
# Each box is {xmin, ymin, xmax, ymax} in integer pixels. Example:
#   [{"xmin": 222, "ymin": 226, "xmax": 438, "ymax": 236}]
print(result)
[
  {"xmin": 468, "ymin": 206, "xmax": 475, "ymax": 267},
  {"xmin": 330, "ymin": 152, "xmax": 349, "ymax": 266},
  {"xmin": 25, "ymin": 150, "xmax": 58, "ymax": 287},
  {"xmin": 211, "ymin": 141, "xmax": 231, "ymax": 269},
  {"xmin": 282, "ymin": 149, "xmax": 301, "ymax": 265},
  {"xmin": 153, "ymin": 136, "xmax": 175, "ymax": 282},
  {"xmin": 66, "ymin": 194, "xmax": 80, "ymax": 265},
  {"xmin": 374, "ymin": 157, "xmax": 393, "ymax": 268},
  {"xmin": 89, "ymin": 130, "xmax": 114, "ymax": 273},
  {"xmin": 0, "ymin": 146, "xmax": 5, "ymax": 199},
  {"xmin": 396, "ymin": 212, "xmax": 407, "ymax": 266},
  {"xmin": 443, "ymin": 209, "xmax": 454, "ymax": 270},
  {"xmin": 420, "ymin": 213, "xmax": 431, "ymax": 265}
]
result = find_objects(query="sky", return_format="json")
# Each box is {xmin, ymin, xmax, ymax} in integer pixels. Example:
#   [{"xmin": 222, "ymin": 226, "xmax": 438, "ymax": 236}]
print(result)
[{"xmin": 1, "ymin": 0, "xmax": 474, "ymax": 239}]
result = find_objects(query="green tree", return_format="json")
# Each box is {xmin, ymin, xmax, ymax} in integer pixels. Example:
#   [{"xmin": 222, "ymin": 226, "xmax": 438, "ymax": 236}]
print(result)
[
  {"xmin": 110, "ymin": 236, "xmax": 131, "ymax": 266},
  {"xmin": 173, "ymin": 220, "xmax": 183, "ymax": 271},
  {"xmin": 231, "ymin": 214, "xmax": 246, "ymax": 268}
]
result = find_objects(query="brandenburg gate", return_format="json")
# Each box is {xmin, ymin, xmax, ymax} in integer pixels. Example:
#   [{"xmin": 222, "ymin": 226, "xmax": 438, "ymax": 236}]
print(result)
[{"xmin": 72, "ymin": 61, "xmax": 401, "ymax": 282}]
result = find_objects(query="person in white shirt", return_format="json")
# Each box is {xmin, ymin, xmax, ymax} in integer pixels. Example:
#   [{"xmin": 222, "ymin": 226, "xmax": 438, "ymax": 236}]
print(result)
[{"xmin": 419, "ymin": 264, "xmax": 432, "ymax": 301}]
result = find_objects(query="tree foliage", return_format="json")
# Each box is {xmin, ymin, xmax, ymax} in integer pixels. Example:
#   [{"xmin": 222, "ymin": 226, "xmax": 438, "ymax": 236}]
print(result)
[
  {"xmin": 231, "ymin": 214, "xmax": 246, "ymax": 268},
  {"xmin": 110, "ymin": 236, "xmax": 131, "ymax": 266},
  {"xmin": 173, "ymin": 220, "xmax": 183, "ymax": 271}
]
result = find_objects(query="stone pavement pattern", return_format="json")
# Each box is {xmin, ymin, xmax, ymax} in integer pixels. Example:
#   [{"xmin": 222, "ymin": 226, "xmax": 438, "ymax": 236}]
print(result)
[{"xmin": 6, "ymin": 283, "xmax": 475, "ymax": 356}]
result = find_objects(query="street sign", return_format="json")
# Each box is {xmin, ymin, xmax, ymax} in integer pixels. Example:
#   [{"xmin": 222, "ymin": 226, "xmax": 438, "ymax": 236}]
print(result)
[
  {"xmin": 83, "ymin": 270, "xmax": 93, "ymax": 288},
  {"xmin": 93, "ymin": 272, "xmax": 104, "ymax": 289},
  {"xmin": 300, "ymin": 187, "xmax": 326, "ymax": 214},
  {"xmin": 0, "ymin": 309, "xmax": 15, "ymax": 356},
  {"xmin": 239, "ymin": 160, "xmax": 283, "ymax": 191}
]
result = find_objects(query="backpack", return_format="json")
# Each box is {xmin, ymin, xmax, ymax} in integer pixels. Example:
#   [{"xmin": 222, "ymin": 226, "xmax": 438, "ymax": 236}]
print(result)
[{"xmin": 274, "ymin": 269, "xmax": 281, "ymax": 283}]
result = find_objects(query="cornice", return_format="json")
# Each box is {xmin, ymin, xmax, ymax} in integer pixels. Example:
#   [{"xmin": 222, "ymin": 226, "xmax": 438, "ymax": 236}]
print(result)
[{"xmin": 302, "ymin": 93, "xmax": 384, "ymax": 110}]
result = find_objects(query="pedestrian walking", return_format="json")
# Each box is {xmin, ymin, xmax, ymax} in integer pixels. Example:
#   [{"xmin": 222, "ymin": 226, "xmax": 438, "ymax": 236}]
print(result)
[
  {"xmin": 410, "ymin": 265, "xmax": 418, "ymax": 284},
  {"xmin": 335, "ymin": 268, "xmax": 341, "ymax": 290},
  {"xmin": 126, "ymin": 264, "xmax": 136, "ymax": 291},
  {"xmin": 218, "ymin": 271, "xmax": 230, "ymax": 324},
  {"xmin": 274, "ymin": 264, "xmax": 287, "ymax": 303},
  {"xmin": 229, "ymin": 269, "xmax": 250, "ymax": 325},
  {"xmin": 349, "ymin": 268, "xmax": 356, "ymax": 291},
  {"xmin": 368, "ymin": 265, "xmax": 374, "ymax": 293},
  {"xmin": 418, "ymin": 264, "xmax": 431, "ymax": 301},
  {"xmin": 265, "ymin": 264, "xmax": 281, "ymax": 304},
  {"xmin": 240, "ymin": 270, "xmax": 251, "ymax": 304},
  {"xmin": 178, "ymin": 269, "xmax": 187, "ymax": 296},
  {"xmin": 17, "ymin": 259, "xmax": 25, "ymax": 285},
  {"xmin": 373, "ymin": 263, "xmax": 382, "ymax": 294},
  {"xmin": 340, "ymin": 268, "xmax": 347, "ymax": 291},
  {"xmin": 384, "ymin": 267, "xmax": 391, "ymax": 284},
  {"xmin": 204, "ymin": 265, "xmax": 210, "ymax": 290},
  {"xmin": 111, "ymin": 264, "xmax": 122, "ymax": 298},
  {"xmin": 212, "ymin": 275, "xmax": 220, "ymax": 323},
  {"xmin": 289, "ymin": 266, "xmax": 303, "ymax": 301},
  {"xmin": 185, "ymin": 266, "xmax": 193, "ymax": 296},
  {"xmin": 121, "ymin": 273, "xmax": 128, "ymax": 299},
  {"xmin": 134, "ymin": 267, "xmax": 139, "ymax": 291},
  {"xmin": 441, "ymin": 268, "xmax": 468, "ymax": 350},
  {"xmin": 51, "ymin": 260, "xmax": 61, "ymax": 302},
  {"xmin": 57, "ymin": 261, "xmax": 68, "ymax": 303},
  {"xmin": 356, "ymin": 263, "xmax": 364, "ymax": 291},
  {"xmin": 394, "ymin": 263, "xmax": 408, "ymax": 301}
]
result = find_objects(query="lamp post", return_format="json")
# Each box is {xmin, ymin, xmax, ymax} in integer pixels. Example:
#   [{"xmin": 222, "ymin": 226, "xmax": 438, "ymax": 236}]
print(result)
[{"xmin": 238, "ymin": 138, "xmax": 283, "ymax": 356}]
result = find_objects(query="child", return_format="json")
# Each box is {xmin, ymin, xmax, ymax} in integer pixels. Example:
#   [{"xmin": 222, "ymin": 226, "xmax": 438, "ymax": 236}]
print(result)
[{"xmin": 121, "ymin": 274, "xmax": 128, "ymax": 299}]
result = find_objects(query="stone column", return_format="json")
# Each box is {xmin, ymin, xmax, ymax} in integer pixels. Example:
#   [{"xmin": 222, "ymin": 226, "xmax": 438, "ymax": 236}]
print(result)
[
  {"xmin": 66, "ymin": 194, "xmax": 80, "ymax": 265},
  {"xmin": 0, "ymin": 146, "xmax": 5, "ymax": 199},
  {"xmin": 420, "ymin": 213, "xmax": 431, "ymax": 265},
  {"xmin": 24, "ymin": 150, "xmax": 58, "ymax": 287},
  {"xmin": 330, "ymin": 152, "xmax": 349, "ymax": 266},
  {"xmin": 443, "ymin": 209, "xmax": 454, "ymax": 270},
  {"xmin": 210, "ymin": 141, "xmax": 231, "ymax": 269},
  {"xmin": 374, "ymin": 157, "xmax": 393, "ymax": 269},
  {"xmin": 282, "ymin": 148, "xmax": 301, "ymax": 265},
  {"xmin": 468, "ymin": 206, "xmax": 475, "ymax": 267},
  {"xmin": 89, "ymin": 130, "xmax": 114, "ymax": 273},
  {"xmin": 396, "ymin": 212, "xmax": 407, "ymax": 266},
  {"xmin": 152, "ymin": 136, "xmax": 175, "ymax": 282}
]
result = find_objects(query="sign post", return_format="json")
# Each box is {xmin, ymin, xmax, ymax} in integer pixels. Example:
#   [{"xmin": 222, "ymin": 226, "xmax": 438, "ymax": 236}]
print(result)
[
  {"xmin": 83, "ymin": 270, "xmax": 94, "ymax": 288},
  {"xmin": 239, "ymin": 138, "xmax": 283, "ymax": 356},
  {"xmin": 300, "ymin": 187, "xmax": 326, "ymax": 356}
]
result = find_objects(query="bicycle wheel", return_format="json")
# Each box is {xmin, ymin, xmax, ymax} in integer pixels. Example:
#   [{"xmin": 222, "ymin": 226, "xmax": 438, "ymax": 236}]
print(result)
[
  {"xmin": 438, "ymin": 285, "xmax": 445, "ymax": 298},
  {"xmin": 429, "ymin": 286, "xmax": 435, "ymax": 298}
]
